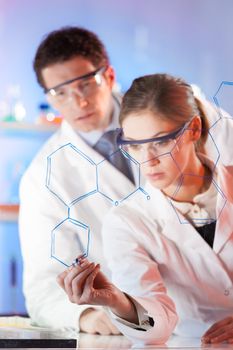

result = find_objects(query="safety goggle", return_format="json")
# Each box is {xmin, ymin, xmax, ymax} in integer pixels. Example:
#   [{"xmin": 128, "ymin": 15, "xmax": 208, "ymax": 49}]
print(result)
[
  {"xmin": 117, "ymin": 120, "xmax": 192, "ymax": 163},
  {"xmin": 44, "ymin": 66, "xmax": 107, "ymax": 105}
]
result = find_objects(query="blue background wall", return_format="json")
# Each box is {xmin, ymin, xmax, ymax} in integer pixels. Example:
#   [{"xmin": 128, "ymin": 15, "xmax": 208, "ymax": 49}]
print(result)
[{"xmin": 1, "ymin": 0, "xmax": 233, "ymax": 121}]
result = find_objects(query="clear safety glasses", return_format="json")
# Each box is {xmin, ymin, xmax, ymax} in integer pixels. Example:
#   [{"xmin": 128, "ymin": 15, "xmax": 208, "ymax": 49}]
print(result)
[
  {"xmin": 117, "ymin": 120, "xmax": 192, "ymax": 163},
  {"xmin": 44, "ymin": 66, "xmax": 107, "ymax": 106}
]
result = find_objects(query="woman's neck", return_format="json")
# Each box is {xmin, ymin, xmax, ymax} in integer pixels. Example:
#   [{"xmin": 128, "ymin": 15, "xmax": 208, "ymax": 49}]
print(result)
[{"xmin": 163, "ymin": 155, "xmax": 212, "ymax": 203}]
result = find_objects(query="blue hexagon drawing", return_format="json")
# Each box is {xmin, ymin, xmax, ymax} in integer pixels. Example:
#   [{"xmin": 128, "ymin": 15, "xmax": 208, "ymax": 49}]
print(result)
[
  {"xmin": 168, "ymin": 174, "xmax": 227, "ymax": 225},
  {"xmin": 173, "ymin": 128, "xmax": 220, "ymax": 173},
  {"xmin": 96, "ymin": 149, "xmax": 150, "ymax": 205},
  {"xmin": 51, "ymin": 217, "xmax": 90, "ymax": 267},
  {"xmin": 46, "ymin": 143, "xmax": 97, "ymax": 207},
  {"xmin": 213, "ymin": 81, "xmax": 233, "ymax": 120},
  {"xmin": 208, "ymin": 115, "xmax": 233, "ymax": 166}
]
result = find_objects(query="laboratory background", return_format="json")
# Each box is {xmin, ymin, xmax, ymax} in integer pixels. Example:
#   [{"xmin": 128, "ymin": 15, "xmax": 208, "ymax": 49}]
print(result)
[{"xmin": 0, "ymin": 0, "xmax": 233, "ymax": 315}]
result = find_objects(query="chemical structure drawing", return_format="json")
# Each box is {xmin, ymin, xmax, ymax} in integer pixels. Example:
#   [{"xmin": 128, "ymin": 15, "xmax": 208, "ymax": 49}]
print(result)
[
  {"xmin": 167, "ymin": 123, "xmax": 226, "ymax": 224},
  {"xmin": 170, "ymin": 125, "xmax": 228, "ymax": 225},
  {"xmin": 47, "ymin": 85, "xmax": 233, "ymax": 266},
  {"xmin": 51, "ymin": 216, "xmax": 90, "ymax": 267},
  {"xmin": 46, "ymin": 143, "xmax": 97, "ymax": 207},
  {"xmin": 211, "ymin": 80, "xmax": 233, "ymax": 165},
  {"xmin": 46, "ymin": 142, "xmax": 150, "ymax": 267},
  {"xmin": 213, "ymin": 81, "xmax": 233, "ymax": 120},
  {"xmin": 96, "ymin": 148, "xmax": 150, "ymax": 205}
]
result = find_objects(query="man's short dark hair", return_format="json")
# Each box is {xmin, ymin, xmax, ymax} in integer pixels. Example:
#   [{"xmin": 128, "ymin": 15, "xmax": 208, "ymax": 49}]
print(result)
[{"xmin": 33, "ymin": 26, "xmax": 110, "ymax": 88}]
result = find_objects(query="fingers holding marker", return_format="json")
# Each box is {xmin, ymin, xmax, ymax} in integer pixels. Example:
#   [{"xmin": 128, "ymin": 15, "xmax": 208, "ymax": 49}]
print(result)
[
  {"xmin": 70, "ymin": 263, "xmax": 97, "ymax": 303},
  {"xmin": 64, "ymin": 261, "xmax": 96, "ymax": 301}
]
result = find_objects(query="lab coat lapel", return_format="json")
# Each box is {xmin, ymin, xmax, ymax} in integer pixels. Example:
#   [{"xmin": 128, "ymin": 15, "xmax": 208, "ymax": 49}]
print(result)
[
  {"xmin": 147, "ymin": 162, "xmax": 233, "ymax": 256},
  {"xmin": 147, "ymin": 185, "xmax": 215, "ymax": 256},
  {"xmin": 146, "ymin": 187, "xmax": 209, "ymax": 252},
  {"xmin": 162, "ymin": 200, "xmax": 212, "ymax": 254},
  {"xmin": 60, "ymin": 120, "xmax": 104, "ymax": 164}
]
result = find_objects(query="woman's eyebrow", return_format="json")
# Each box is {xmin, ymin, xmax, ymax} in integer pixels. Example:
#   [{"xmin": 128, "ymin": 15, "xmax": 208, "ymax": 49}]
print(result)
[{"xmin": 124, "ymin": 129, "xmax": 175, "ymax": 141}]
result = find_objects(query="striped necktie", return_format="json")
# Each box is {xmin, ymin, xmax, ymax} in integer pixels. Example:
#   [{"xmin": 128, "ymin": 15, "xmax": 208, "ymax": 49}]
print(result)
[{"xmin": 93, "ymin": 129, "xmax": 135, "ymax": 184}]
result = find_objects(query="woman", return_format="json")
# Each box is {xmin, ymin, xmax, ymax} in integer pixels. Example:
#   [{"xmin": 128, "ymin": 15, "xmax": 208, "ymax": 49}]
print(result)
[{"xmin": 57, "ymin": 74, "xmax": 233, "ymax": 345}]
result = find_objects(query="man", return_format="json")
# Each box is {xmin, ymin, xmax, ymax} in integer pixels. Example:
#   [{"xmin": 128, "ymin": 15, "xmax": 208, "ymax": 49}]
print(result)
[
  {"xmin": 19, "ymin": 26, "xmax": 233, "ymax": 335},
  {"xmin": 19, "ymin": 26, "xmax": 134, "ymax": 335}
]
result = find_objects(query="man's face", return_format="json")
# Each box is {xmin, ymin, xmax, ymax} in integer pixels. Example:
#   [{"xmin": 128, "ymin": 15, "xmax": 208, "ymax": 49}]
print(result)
[{"xmin": 41, "ymin": 56, "xmax": 115, "ymax": 132}]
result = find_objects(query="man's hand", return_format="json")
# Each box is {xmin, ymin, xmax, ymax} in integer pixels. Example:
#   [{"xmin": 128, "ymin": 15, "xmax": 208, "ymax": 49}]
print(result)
[
  {"xmin": 202, "ymin": 316, "xmax": 233, "ymax": 344},
  {"xmin": 79, "ymin": 308, "xmax": 120, "ymax": 335}
]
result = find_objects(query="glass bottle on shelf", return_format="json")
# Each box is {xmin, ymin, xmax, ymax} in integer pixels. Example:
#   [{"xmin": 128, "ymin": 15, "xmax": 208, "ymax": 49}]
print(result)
[
  {"xmin": 0, "ymin": 85, "xmax": 26, "ymax": 123},
  {"xmin": 36, "ymin": 102, "xmax": 63, "ymax": 125}
]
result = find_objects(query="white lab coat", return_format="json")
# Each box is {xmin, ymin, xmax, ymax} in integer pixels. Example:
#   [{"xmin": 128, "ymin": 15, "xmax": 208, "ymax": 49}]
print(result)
[
  {"xmin": 19, "ymin": 89, "xmax": 233, "ymax": 331},
  {"xmin": 19, "ymin": 119, "xmax": 134, "ymax": 328},
  {"xmin": 102, "ymin": 157, "xmax": 233, "ymax": 346}
]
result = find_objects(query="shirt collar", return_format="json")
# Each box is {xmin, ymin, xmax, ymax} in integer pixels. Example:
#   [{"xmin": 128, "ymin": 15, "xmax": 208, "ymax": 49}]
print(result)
[{"xmin": 77, "ymin": 95, "xmax": 120, "ymax": 147}]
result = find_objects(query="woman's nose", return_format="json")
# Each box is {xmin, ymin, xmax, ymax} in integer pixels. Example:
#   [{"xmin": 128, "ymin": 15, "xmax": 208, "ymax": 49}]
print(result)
[
  {"xmin": 143, "ymin": 146, "xmax": 158, "ymax": 163},
  {"xmin": 146, "ymin": 155, "xmax": 160, "ymax": 167}
]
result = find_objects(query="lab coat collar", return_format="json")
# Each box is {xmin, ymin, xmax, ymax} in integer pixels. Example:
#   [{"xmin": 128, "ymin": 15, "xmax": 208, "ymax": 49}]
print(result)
[
  {"xmin": 77, "ymin": 94, "xmax": 121, "ymax": 147},
  {"xmin": 60, "ymin": 120, "xmax": 104, "ymax": 164}
]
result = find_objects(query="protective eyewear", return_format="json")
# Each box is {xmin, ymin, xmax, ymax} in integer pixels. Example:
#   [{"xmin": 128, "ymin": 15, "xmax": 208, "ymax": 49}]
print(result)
[
  {"xmin": 44, "ymin": 66, "xmax": 107, "ymax": 105},
  {"xmin": 117, "ymin": 120, "xmax": 191, "ymax": 163}
]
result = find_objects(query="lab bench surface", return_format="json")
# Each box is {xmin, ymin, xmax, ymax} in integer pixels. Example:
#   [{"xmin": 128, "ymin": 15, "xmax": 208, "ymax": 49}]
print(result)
[{"xmin": 1, "ymin": 334, "xmax": 233, "ymax": 349}]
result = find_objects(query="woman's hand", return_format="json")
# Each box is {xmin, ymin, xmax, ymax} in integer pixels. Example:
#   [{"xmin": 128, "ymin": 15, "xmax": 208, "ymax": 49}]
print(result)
[
  {"xmin": 202, "ymin": 316, "xmax": 233, "ymax": 344},
  {"xmin": 57, "ymin": 259, "xmax": 139, "ymax": 325},
  {"xmin": 57, "ymin": 259, "xmax": 117, "ymax": 307}
]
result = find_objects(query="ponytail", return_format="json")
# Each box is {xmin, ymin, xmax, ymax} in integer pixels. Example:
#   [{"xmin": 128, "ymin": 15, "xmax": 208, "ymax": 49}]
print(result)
[{"xmin": 194, "ymin": 97, "xmax": 209, "ymax": 154}]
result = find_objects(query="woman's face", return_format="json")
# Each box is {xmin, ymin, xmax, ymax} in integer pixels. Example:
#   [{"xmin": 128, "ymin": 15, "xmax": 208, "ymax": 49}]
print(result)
[{"xmin": 122, "ymin": 110, "xmax": 201, "ymax": 196}]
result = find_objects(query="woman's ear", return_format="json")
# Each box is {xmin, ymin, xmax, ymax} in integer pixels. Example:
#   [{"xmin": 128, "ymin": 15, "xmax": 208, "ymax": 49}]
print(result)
[{"xmin": 189, "ymin": 115, "xmax": 202, "ymax": 142}]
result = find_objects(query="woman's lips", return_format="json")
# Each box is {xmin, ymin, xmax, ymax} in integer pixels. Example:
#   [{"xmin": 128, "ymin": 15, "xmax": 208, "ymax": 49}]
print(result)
[{"xmin": 145, "ymin": 172, "xmax": 165, "ymax": 180}]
